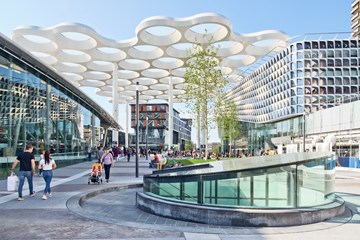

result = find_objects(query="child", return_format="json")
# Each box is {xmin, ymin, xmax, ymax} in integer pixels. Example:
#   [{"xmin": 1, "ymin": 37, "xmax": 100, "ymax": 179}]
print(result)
[{"xmin": 91, "ymin": 165, "xmax": 101, "ymax": 177}]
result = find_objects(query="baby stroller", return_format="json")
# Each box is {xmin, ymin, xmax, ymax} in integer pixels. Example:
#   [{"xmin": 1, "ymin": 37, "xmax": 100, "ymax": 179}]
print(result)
[{"xmin": 88, "ymin": 163, "xmax": 103, "ymax": 184}]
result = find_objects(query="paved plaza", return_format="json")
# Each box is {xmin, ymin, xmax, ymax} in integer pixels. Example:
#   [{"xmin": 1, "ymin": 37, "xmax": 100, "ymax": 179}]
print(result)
[{"xmin": 0, "ymin": 156, "xmax": 359, "ymax": 240}]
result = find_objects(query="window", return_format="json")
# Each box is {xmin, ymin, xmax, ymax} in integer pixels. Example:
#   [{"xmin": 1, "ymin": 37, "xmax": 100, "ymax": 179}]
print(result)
[
  {"xmin": 327, "ymin": 41, "xmax": 334, "ymax": 48},
  {"xmin": 335, "ymin": 59, "xmax": 342, "ymax": 66},
  {"xmin": 335, "ymin": 68, "xmax": 342, "ymax": 76},
  {"xmin": 351, "ymin": 59, "xmax": 357, "ymax": 66},
  {"xmin": 296, "ymin": 43, "xmax": 303, "ymax": 50},
  {"xmin": 320, "ymin": 41, "xmax": 326, "ymax": 49},
  {"xmin": 297, "ymin": 70, "xmax": 304, "ymax": 77},
  {"xmin": 319, "ymin": 50, "xmax": 327, "ymax": 58},
  {"xmin": 335, "ymin": 50, "xmax": 342, "ymax": 58},
  {"xmin": 335, "ymin": 41, "xmax": 342, "ymax": 48},
  {"xmin": 327, "ymin": 50, "xmax": 334, "ymax": 58},
  {"xmin": 350, "ymin": 40, "xmax": 357, "ymax": 48},
  {"xmin": 351, "ymin": 77, "xmax": 358, "ymax": 85},
  {"xmin": 351, "ymin": 49, "xmax": 357, "ymax": 57},
  {"xmin": 311, "ymin": 50, "xmax": 318, "ymax": 58},
  {"xmin": 327, "ymin": 69, "xmax": 334, "ymax": 76},
  {"xmin": 351, "ymin": 68, "xmax": 358, "ymax": 75}
]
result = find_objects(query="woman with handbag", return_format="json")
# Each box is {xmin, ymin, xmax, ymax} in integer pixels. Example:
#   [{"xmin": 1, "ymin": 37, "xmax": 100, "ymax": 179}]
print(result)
[
  {"xmin": 38, "ymin": 150, "xmax": 56, "ymax": 200},
  {"xmin": 100, "ymin": 148, "xmax": 114, "ymax": 183}
]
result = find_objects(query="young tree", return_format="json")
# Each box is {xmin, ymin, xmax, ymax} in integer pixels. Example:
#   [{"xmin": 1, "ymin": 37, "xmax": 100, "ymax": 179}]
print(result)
[
  {"xmin": 184, "ymin": 35, "xmax": 228, "ymax": 159},
  {"xmin": 217, "ymin": 99, "xmax": 240, "ymax": 157},
  {"xmin": 212, "ymin": 144, "xmax": 221, "ymax": 157},
  {"xmin": 184, "ymin": 140, "xmax": 194, "ymax": 151}
]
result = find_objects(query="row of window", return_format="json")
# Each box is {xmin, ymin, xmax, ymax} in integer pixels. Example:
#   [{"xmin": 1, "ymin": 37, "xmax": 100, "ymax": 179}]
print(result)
[
  {"xmin": 296, "ymin": 40, "xmax": 359, "ymax": 50},
  {"xmin": 301, "ymin": 59, "xmax": 360, "ymax": 68}
]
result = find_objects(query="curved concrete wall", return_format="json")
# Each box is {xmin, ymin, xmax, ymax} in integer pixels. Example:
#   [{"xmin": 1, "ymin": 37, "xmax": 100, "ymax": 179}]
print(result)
[{"xmin": 136, "ymin": 192, "xmax": 345, "ymax": 227}]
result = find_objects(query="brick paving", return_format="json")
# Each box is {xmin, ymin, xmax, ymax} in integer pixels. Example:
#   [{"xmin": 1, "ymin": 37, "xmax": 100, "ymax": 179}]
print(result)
[{"xmin": 0, "ymin": 156, "xmax": 359, "ymax": 240}]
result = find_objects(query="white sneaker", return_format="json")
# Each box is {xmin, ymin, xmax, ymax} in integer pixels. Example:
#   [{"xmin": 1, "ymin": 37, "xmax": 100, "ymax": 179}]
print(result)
[
  {"xmin": 42, "ymin": 195, "xmax": 47, "ymax": 200},
  {"xmin": 47, "ymin": 193, "xmax": 52, "ymax": 198}
]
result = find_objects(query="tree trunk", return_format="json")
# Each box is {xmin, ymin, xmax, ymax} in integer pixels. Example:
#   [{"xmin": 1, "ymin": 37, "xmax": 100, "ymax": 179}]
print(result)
[
  {"xmin": 205, "ymin": 126, "xmax": 209, "ymax": 159},
  {"xmin": 229, "ymin": 135, "xmax": 232, "ymax": 157},
  {"xmin": 196, "ymin": 109, "xmax": 201, "ymax": 149}
]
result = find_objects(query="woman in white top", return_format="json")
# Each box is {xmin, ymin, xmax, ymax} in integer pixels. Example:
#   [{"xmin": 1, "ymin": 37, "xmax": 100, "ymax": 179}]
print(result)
[{"xmin": 38, "ymin": 150, "xmax": 56, "ymax": 200}]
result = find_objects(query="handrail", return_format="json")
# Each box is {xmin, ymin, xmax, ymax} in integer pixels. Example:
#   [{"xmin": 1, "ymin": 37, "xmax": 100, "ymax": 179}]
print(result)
[{"xmin": 151, "ymin": 162, "xmax": 212, "ymax": 175}]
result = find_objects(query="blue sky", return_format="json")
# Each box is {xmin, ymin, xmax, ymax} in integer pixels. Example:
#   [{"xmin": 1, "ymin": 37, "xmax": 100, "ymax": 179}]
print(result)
[{"xmin": 0, "ymin": 0, "xmax": 353, "ymax": 142}]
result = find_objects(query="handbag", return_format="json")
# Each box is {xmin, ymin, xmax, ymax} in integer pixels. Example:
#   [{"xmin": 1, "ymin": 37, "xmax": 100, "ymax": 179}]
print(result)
[{"xmin": 7, "ymin": 172, "xmax": 19, "ymax": 192}]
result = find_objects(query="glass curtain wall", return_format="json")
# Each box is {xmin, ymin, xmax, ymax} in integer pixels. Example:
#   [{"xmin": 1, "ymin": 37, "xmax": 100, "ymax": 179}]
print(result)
[
  {"xmin": 0, "ymin": 47, "xmax": 100, "ymax": 157},
  {"xmin": 247, "ymin": 116, "xmax": 303, "ymax": 155}
]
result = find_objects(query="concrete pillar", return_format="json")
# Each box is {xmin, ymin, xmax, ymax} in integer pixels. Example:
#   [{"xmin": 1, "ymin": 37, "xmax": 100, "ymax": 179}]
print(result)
[
  {"xmin": 91, "ymin": 113, "xmax": 96, "ymax": 147},
  {"xmin": 112, "ymin": 63, "xmax": 119, "ymax": 145},
  {"xmin": 45, "ymin": 84, "xmax": 51, "ymax": 150},
  {"xmin": 168, "ymin": 74, "xmax": 173, "ymax": 149}
]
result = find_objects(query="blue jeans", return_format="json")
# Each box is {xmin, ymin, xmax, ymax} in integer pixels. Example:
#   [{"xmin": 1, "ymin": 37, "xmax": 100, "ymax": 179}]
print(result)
[
  {"xmin": 18, "ymin": 171, "xmax": 34, "ymax": 197},
  {"xmin": 42, "ymin": 170, "xmax": 53, "ymax": 194}
]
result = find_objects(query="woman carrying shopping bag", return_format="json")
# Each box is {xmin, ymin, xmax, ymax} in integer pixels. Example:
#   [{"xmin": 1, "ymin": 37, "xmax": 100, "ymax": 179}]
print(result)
[{"xmin": 38, "ymin": 150, "xmax": 56, "ymax": 200}]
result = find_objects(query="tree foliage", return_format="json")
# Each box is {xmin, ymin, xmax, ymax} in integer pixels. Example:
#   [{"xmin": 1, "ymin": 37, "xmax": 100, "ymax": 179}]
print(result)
[
  {"xmin": 183, "ymin": 34, "xmax": 228, "ymax": 159},
  {"xmin": 184, "ymin": 140, "xmax": 194, "ymax": 151},
  {"xmin": 217, "ymin": 99, "xmax": 240, "ymax": 156},
  {"xmin": 212, "ymin": 144, "xmax": 221, "ymax": 156}
]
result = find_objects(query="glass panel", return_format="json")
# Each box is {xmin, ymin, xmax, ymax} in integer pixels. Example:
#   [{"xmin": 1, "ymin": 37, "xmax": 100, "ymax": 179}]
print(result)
[
  {"xmin": 183, "ymin": 181, "xmax": 198, "ymax": 203},
  {"xmin": 144, "ymin": 153, "xmax": 335, "ymax": 209},
  {"xmin": 297, "ymin": 158, "xmax": 335, "ymax": 207}
]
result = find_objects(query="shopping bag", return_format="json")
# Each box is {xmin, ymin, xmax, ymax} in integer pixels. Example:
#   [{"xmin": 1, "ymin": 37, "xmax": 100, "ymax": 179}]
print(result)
[{"xmin": 7, "ymin": 173, "xmax": 19, "ymax": 192}]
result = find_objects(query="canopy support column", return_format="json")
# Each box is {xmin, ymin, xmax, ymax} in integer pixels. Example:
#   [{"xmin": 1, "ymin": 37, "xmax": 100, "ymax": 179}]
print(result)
[
  {"xmin": 112, "ymin": 63, "xmax": 119, "ymax": 146},
  {"xmin": 168, "ymin": 73, "xmax": 173, "ymax": 150},
  {"xmin": 125, "ymin": 102, "xmax": 129, "ymax": 148}
]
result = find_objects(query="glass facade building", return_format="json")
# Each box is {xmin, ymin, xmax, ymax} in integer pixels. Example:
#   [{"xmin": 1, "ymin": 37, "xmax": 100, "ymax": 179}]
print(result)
[
  {"xmin": 226, "ymin": 38, "xmax": 360, "ymax": 155},
  {"xmin": 0, "ymin": 33, "xmax": 120, "ymax": 159}
]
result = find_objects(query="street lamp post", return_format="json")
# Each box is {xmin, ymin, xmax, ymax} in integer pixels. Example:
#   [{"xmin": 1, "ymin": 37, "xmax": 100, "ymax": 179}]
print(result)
[
  {"xmin": 146, "ymin": 116, "xmax": 148, "ymax": 160},
  {"xmin": 135, "ymin": 81, "xmax": 139, "ymax": 178}
]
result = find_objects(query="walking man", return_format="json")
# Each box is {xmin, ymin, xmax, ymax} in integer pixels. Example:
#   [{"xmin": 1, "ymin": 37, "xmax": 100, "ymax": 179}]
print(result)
[
  {"xmin": 11, "ymin": 144, "xmax": 36, "ymax": 201},
  {"xmin": 87, "ymin": 146, "xmax": 92, "ymax": 161}
]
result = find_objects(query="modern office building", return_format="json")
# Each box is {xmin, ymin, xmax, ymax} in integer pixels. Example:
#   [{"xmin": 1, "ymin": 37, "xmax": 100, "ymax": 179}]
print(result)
[
  {"xmin": 130, "ymin": 103, "xmax": 191, "ymax": 151},
  {"xmin": 352, "ymin": 0, "xmax": 360, "ymax": 37},
  {"xmin": 226, "ymin": 37, "xmax": 360, "ymax": 157},
  {"xmin": 0, "ymin": 33, "xmax": 120, "ymax": 158}
]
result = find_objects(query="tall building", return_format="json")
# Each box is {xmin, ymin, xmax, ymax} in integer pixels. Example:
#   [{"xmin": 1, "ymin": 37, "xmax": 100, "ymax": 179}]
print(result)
[
  {"xmin": 0, "ymin": 33, "xmax": 120, "ymax": 157},
  {"xmin": 130, "ymin": 103, "xmax": 191, "ymax": 152},
  {"xmin": 226, "ymin": 37, "xmax": 360, "ymax": 156},
  {"xmin": 352, "ymin": 0, "xmax": 360, "ymax": 37}
]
